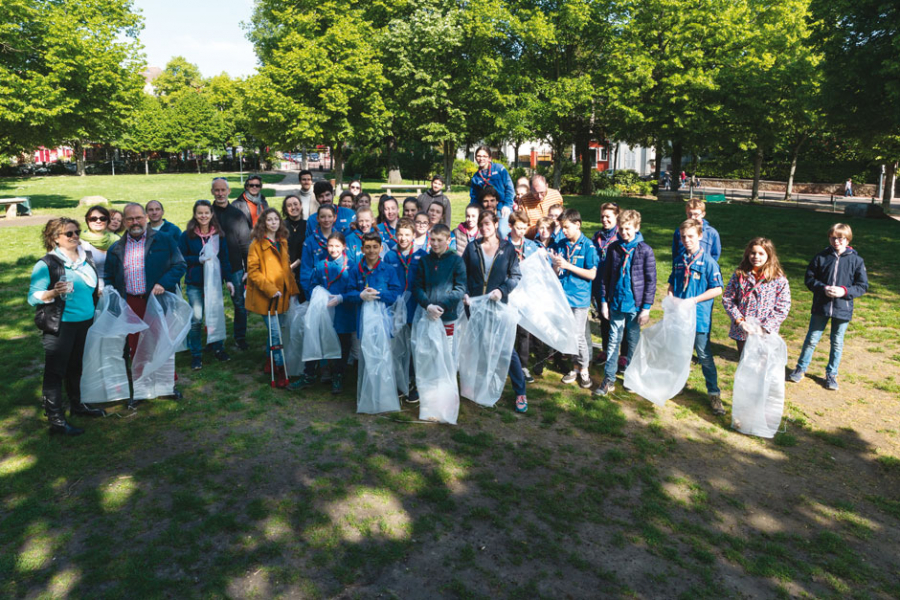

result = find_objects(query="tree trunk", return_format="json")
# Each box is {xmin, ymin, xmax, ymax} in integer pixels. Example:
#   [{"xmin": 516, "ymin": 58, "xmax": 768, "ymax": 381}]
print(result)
[
  {"xmin": 551, "ymin": 137, "xmax": 564, "ymax": 189},
  {"xmin": 74, "ymin": 140, "xmax": 86, "ymax": 176},
  {"xmin": 883, "ymin": 161, "xmax": 897, "ymax": 215},
  {"xmin": 575, "ymin": 132, "xmax": 592, "ymax": 196},
  {"xmin": 333, "ymin": 143, "xmax": 344, "ymax": 186},
  {"xmin": 653, "ymin": 139, "xmax": 662, "ymax": 183},
  {"xmin": 783, "ymin": 135, "xmax": 807, "ymax": 201},
  {"xmin": 669, "ymin": 141, "xmax": 683, "ymax": 190},
  {"xmin": 144, "ymin": 155, "xmax": 149, "ymax": 175},
  {"xmin": 301, "ymin": 146, "xmax": 308, "ymax": 170},
  {"xmin": 443, "ymin": 140, "xmax": 455, "ymax": 186},
  {"xmin": 751, "ymin": 145, "xmax": 764, "ymax": 202},
  {"xmin": 513, "ymin": 142, "xmax": 520, "ymax": 169},
  {"xmin": 196, "ymin": 154, "xmax": 201, "ymax": 175},
  {"xmin": 386, "ymin": 135, "xmax": 402, "ymax": 184}
]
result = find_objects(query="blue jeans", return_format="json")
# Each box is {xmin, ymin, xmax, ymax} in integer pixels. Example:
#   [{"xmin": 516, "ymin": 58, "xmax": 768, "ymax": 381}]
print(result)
[
  {"xmin": 796, "ymin": 314, "xmax": 849, "ymax": 377},
  {"xmin": 605, "ymin": 310, "xmax": 641, "ymax": 380},
  {"xmin": 228, "ymin": 269, "xmax": 248, "ymax": 342},
  {"xmin": 262, "ymin": 313, "xmax": 286, "ymax": 367},
  {"xmin": 694, "ymin": 331, "xmax": 720, "ymax": 394},
  {"xmin": 498, "ymin": 206, "xmax": 512, "ymax": 238},
  {"xmin": 509, "ymin": 349, "xmax": 526, "ymax": 396},
  {"xmin": 185, "ymin": 285, "xmax": 224, "ymax": 357}
]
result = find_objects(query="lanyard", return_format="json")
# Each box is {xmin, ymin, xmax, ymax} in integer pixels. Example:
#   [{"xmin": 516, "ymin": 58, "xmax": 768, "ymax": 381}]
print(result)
[
  {"xmin": 358, "ymin": 257, "xmax": 381, "ymax": 287},
  {"xmin": 682, "ymin": 249, "xmax": 704, "ymax": 290},
  {"xmin": 324, "ymin": 257, "xmax": 348, "ymax": 288}
]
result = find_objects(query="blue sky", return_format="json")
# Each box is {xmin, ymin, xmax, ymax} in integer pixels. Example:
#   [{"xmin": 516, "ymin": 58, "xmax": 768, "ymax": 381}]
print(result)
[{"xmin": 133, "ymin": 0, "xmax": 259, "ymax": 78}]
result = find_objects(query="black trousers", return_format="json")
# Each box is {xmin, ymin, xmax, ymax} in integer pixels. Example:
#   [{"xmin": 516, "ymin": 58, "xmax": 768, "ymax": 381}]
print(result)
[{"xmin": 41, "ymin": 319, "xmax": 92, "ymax": 408}]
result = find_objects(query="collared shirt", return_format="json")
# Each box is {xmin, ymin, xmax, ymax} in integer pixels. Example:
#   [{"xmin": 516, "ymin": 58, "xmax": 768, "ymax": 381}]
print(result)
[
  {"xmin": 124, "ymin": 232, "xmax": 147, "ymax": 295},
  {"xmin": 553, "ymin": 233, "xmax": 599, "ymax": 308},
  {"xmin": 668, "ymin": 250, "xmax": 723, "ymax": 333}
]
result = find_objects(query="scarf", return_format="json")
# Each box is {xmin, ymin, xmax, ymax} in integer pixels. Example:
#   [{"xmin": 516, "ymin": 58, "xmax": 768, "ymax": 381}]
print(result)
[
  {"xmin": 194, "ymin": 225, "xmax": 217, "ymax": 241},
  {"xmin": 80, "ymin": 229, "xmax": 119, "ymax": 252},
  {"xmin": 53, "ymin": 246, "xmax": 98, "ymax": 288},
  {"xmin": 245, "ymin": 192, "xmax": 261, "ymax": 205}
]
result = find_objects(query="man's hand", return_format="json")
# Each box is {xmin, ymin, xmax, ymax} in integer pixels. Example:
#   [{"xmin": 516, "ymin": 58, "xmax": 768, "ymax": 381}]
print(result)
[
  {"xmin": 638, "ymin": 309, "xmax": 650, "ymax": 326},
  {"xmin": 488, "ymin": 289, "xmax": 502, "ymax": 302},
  {"xmin": 426, "ymin": 304, "xmax": 444, "ymax": 320},
  {"xmin": 463, "ymin": 294, "xmax": 470, "ymax": 306},
  {"xmin": 825, "ymin": 285, "xmax": 846, "ymax": 298},
  {"xmin": 151, "ymin": 284, "xmax": 165, "ymax": 296},
  {"xmin": 601, "ymin": 303, "xmax": 609, "ymax": 321},
  {"xmin": 226, "ymin": 282, "xmax": 235, "ymax": 296},
  {"xmin": 360, "ymin": 288, "xmax": 380, "ymax": 302}
]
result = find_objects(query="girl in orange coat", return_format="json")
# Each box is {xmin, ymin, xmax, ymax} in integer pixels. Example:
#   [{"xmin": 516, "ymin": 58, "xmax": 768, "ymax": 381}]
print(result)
[{"xmin": 246, "ymin": 208, "xmax": 301, "ymax": 385}]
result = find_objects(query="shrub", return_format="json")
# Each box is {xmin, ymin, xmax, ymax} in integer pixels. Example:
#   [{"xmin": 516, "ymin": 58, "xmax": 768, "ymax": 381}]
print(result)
[{"xmin": 452, "ymin": 159, "xmax": 478, "ymax": 186}]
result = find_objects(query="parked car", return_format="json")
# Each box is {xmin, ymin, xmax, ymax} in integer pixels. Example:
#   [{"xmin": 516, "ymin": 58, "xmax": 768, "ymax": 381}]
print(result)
[
  {"xmin": 17, "ymin": 164, "xmax": 33, "ymax": 175},
  {"xmin": 308, "ymin": 152, "xmax": 320, "ymax": 162}
]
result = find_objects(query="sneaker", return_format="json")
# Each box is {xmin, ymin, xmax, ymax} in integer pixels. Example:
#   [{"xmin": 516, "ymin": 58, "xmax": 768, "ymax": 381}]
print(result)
[
  {"xmin": 288, "ymin": 374, "xmax": 315, "ymax": 390},
  {"xmin": 191, "ymin": 356, "xmax": 202, "ymax": 371},
  {"xmin": 709, "ymin": 393, "xmax": 725, "ymax": 416},
  {"xmin": 617, "ymin": 356, "xmax": 628, "ymax": 374},
  {"xmin": 593, "ymin": 351, "xmax": 608, "ymax": 365},
  {"xmin": 214, "ymin": 350, "xmax": 231, "ymax": 363},
  {"xmin": 406, "ymin": 389, "xmax": 420, "ymax": 404},
  {"xmin": 515, "ymin": 395, "xmax": 528, "ymax": 413},
  {"xmin": 824, "ymin": 374, "xmax": 839, "ymax": 391},
  {"xmin": 578, "ymin": 371, "xmax": 593, "ymax": 389},
  {"xmin": 593, "ymin": 377, "xmax": 615, "ymax": 396},
  {"xmin": 522, "ymin": 368, "xmax": 535, "ymax": 384},
  {"xmin": 331, "ymin": 373, "xmax": 343, "ymax": 395},
  {"xmin": 786, "ymin": 368, "xmax": 804, "ymax": 383},
  {"xmin": 236, "ymin": 339, "xmax": 249, "ymax": 351},
  {"xmin": 532, "ymin": 364, "xmax": 544, "ymax": 378},
  {"xmin": 561, "ymin": 370, "xmax": 578, "ymax": 384}
]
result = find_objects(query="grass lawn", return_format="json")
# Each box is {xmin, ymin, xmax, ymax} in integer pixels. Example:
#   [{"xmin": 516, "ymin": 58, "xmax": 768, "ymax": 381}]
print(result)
[{"xmin": 2, "ymin": 173, "xmax": 900, "ymax": 598}]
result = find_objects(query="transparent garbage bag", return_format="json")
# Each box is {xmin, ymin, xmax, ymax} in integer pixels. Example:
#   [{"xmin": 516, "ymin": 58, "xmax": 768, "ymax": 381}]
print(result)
[
  {"xmin": 623, "ymin": 296, "xmax": 697, "ymax": 406},
  {"xmin": 132, "ymin": 292, "xmax": 192, "ymax": 400},
  {"xmin": 200, "ymin": 234, "xmax": 227, "ymax": 344},
  {"xmin": 357, "ymin": 301, "xmax": 400, "ymax": 414},
  {"xmin": 302, "ymin": 287, "xmax": 341, "ymax": 361},
  {"xmin": 391, "ymin": 293, "xmax": 411, "ymax": 395},
  {"xmin": 283, "ymin": 297, "xmax": 309, "ymax": 375},
  {"xmin": 508, "ymin": 248, "xmax": 578, "ymax": 355},
  {"xmin": 452, "ymin": 303, "xmax": 466, "ymax": 373},
  {"xmin": 731, "ymin": 319, "xmax": 788, "ymax": 438},
  {"xmin": 458, "ymin": 296, "xmax": 519, "ymax": 407},
  {"xmin": 81, "ymin": 288, "xmax": 148, "ymax": 404},
  {"xmin": 412, "ymin": 306, "xmax": 459, "ymax": 424}
]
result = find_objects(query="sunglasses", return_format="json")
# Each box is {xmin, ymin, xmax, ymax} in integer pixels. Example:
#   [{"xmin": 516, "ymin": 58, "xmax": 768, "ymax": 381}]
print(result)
[
  {"xmin": 89, "ymin": 216, "xmax": 109, "ymax": 222},
  {"xmin": 247, "ymin": 183, "xmax": 262, "ymax": 188},
  {"xmin": 63, "ymin": 230, "xmax": 81, "ymax": 238}
]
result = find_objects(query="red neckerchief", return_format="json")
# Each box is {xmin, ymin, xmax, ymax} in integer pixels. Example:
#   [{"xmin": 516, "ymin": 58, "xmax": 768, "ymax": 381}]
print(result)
[
  {"xmin": 565, "ymin": 236, "xmax": 583, "ymax": 264},
  {"xmin": 682, "ymin": 249, "xmax": 704, "ymax": 289},
  {"xmin": 358, "ymin": 257, "xmax": 381, "ymax": 287},
  {"xmin": 619, "ymin": 242, "xmax": 637, "ymax": 278},
  {"xmin": 324, "ymin": 256, "xmax": 348, "ymax": 288},
  {"xmin": 508, "ymin": 236, "xmax": 526, "ymax": 261},
  {"xmin": 314, "ymin": 229, "xmax": 328, "ymax": 251},
  {"xmin": 595, "ymin": 227, "xmax": 618, "ymax": 257},
  {"xmin": 737, "ymin": 270, "xmax": 765, "ymax": 302},
  {"xmin": 477, "ymin": 163, "xmax": 493, "ymax": 186},
  {"xmin": 395, "ymin": 247, "xmax": 415, "ymax": 291},
  {"xmin": 379, "ymin": 222, "xmax": 398, "ymax": 246}
]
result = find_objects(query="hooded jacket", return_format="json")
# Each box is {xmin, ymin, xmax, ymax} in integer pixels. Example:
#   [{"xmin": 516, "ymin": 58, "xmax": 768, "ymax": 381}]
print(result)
[{"xmin": 805, "ymin": 246, "xmax": 868, "ymax": 320}]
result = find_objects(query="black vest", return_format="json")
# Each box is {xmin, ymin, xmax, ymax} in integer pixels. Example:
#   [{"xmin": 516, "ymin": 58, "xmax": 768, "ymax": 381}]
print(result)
[{"xmin": 34, "ymin": 252, "xmax": 98, "ymax": 334}]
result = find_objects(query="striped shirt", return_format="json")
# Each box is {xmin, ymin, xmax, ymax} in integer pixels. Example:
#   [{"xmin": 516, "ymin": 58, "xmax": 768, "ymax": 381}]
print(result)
[{"xmin": 124, "ymin": 232, "xmax": 147, "ymax": 295}]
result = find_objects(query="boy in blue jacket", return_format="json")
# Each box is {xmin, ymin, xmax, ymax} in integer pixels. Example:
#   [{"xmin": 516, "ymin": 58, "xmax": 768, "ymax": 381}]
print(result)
[
  {"xmin": 594, "ymin": 209, "xmax": 656, "ymax": 396},
  {"xmin": 672, "ymin": 198, "xmax": 721, "ymax": 263},
  {"xmin": 788, "ymin": 223, "xmax": 868, "ymax": 390},
  {"xmin": 667, "ymin": 219, "xmax": 725, "ymax": 415},
  {"xmin": 412, "ymin": 224, "xmax": 467, "ymax": 338}
]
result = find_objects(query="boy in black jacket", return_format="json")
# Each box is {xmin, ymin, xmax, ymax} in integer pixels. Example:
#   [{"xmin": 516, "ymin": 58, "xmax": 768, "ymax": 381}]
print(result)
[
  {"xmin": 788, "ymin": 223, "xmax": 868, "ymax": 390},
  {"xmin": 412, "ymin": 224, "xmax": 468, "ymax": 338}
]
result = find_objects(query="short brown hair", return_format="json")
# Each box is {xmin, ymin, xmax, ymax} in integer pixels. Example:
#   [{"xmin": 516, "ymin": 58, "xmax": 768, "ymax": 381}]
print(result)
[
  {"xmin": 600, "ymin": 202, "xmax": 620, "ymax": 215},
  {"xmin": 828, "ymin": 222, "xmax": 853, "ymax": 243},
  {"xmin": 42, "ymin": 218, "xmax": 80, "ymax": 252},
  {"xmin": 679, "ymin": 218, "xmax": 703, "ymax": 235},
  {"xmin": 559, "ymin": 208, "xmax": 582, "ymax": 226},
  {"xmin": 508, "ymin": 210, "xmax": 529, "ymax": 227},
  {"xmin": 395, "ymin": 217, "xmax": 415, "ymax": 234},
  {"xmin": 618, "ymin": 209, "xmax": 641, "ymax": 228},
  {"xmin": 685, "ymin": 198, "xmax": 706, "ymax": 213}
]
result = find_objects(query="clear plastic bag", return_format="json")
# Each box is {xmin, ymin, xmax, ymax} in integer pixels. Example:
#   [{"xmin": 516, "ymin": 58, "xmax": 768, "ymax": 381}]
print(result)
[
  {"xmin": 412, "ymin": 307, "xmax": 459, "ymax": 424},
  {"xmin": 302, "ymin": 287, "xmax": 342, "ymax": 361},
  {"xmin": 731, "ymin": 319, "xmax": 788, "ymax": 438},
  {"xmin": 357, "ymin": 301, "xmax": 400, "ymax": 414},
  {"xmin": 508, "ymin": 248, "xmax": 578, "ymax": 355},
  {"xmin": 623, "ymin": 296, "xmax": 696, "ymax": 406},
  {"xmin": 81, "ymin": 288, "xmax": 148, "ymax": 404},
  {"xmin": 390, "ymin": 293, "xmax": 411, "ymax": 394},
  {"xmin": 200, "ymin": 234, "xmax": 227, "ymax": 344},
  {"xmin": 283, "ymin": 297, "xmax": 309, "ymax": 375},
  {"xmin": 132, "ymin": 292, "xmax": 192, "ymax": 400},
  {"xmin": 458, "ymin": 296, "xmax": 519, "ymax": 407}
]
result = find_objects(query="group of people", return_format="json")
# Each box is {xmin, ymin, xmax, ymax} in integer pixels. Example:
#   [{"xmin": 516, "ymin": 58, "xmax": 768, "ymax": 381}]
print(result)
[{"xmin": 29, "ymin": 147, "xmax": 869, "ymax": 435}]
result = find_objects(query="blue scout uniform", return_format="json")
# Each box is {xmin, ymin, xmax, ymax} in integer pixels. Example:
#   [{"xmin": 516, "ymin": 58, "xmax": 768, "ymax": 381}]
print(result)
[
  {"xmin": 672, "ymin": 219, "xmax": 721, "ymax": 263},
  {"xmin": 377, "ymin": 222, "xmax": 399, "ymax": 251},
  {"xmin": 311, "ymin": 255, "xmax": 361, "ymax": 334},
  {"xmin": 553, "ymin": 233, "xmax": 599, "ymax": 309},
  {"xmin": 384, "ymin": 247, "xmax": 426, "ymax": 324},
  {"xmin": 355, "ymin": 257, "xmax": 402, "ymax": 334},
  {"xmin": 507, "ymin": 236, "xmax": 540, "ymax": 262},
  {"xmin": 668, "ymin": 249, "xmax": 723, "ymax": 332},
  {"xmin": 306, "ymin": 206, "xmax": 356, "ymax": 237},
  {"xmin": 300, "ymin": 229, "xmax": 330, "ymax": 297}
]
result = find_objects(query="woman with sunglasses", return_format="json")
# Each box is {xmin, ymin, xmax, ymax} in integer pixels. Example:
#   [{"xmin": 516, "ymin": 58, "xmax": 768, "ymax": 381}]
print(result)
[
  {"xmin": 28, "ymin": 218, "xmax": 105, "ymax": 436},
  {"xmin": 80, "ymin": 205, "xmax": 120, "ymax": 286}
]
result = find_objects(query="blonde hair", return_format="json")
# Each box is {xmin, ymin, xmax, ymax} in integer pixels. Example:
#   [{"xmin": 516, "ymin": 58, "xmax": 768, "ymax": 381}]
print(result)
[
  {"xmin": 828, "ymin": 222, "xmax": 853, "ymax": 243},
  {"xmin": 685, "ymin": 198, "xmax": 706, "ymax": 213},
  {"xmin": 618, "ymin": 209, "xmax": 641, "ymax": 228},
  {"xmin": 679, "ymin": 218, "xmax": 703, "ymax": 235}
]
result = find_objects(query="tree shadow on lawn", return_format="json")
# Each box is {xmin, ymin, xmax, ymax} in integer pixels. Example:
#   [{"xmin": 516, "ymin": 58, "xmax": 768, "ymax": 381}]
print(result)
[{"xmin": 2, "ymin": 368, "xmax": 899, "ymax": 599}]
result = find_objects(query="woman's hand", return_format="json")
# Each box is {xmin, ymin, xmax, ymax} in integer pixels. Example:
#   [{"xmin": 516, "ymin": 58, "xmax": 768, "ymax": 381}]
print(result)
[
  {"xmin": 272, "ymin": 290, "xmax": 282, "ymax": 299},
  {"xmin": 226, "ymin": 282, "xmax": 235, "ymax": 296},
  {"xmin": 290, "ymin": 259, "xmax": 301, "ymax": 270},
  {"xmin": 51, "ymin": 281, "xmax": 68, "ymax": 298},
  {"xmin": 426, "ymin": 304, "xmax": 444, "ymax": 320}
]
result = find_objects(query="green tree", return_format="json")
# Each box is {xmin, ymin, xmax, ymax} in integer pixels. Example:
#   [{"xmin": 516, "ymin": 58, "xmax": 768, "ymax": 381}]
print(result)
[
  {"xmin": 153, "ymin": 56, "xmax": 205, "ymax": 101},
  {"xmin": 118, "ymin": 94, "xmax": 168, "ymax": 175},
  {"xmin": 166, "ymin": 90, "xmax": 225, "ymax": 174},
  {"xmin": 0, "ymin": 0, "xmax": 144, "ymax": 174},
  {"xmin": 203, "ymin": 73, "xmax": 247, "ymax": 150}
]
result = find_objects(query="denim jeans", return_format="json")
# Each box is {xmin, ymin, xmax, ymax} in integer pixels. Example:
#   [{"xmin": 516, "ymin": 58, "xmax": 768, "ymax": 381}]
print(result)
[
  {"xmin": 508, "ymin": 349, "xmax": 526, "ymax": 396},
  {"xmin": 796, "ymin": 314, "xmax": 849, "ymax": 377},
  {"xmin": 186, "ymin": 285, "xmax": 224, "ymax": 357},
  {"xmin": 498, "ymin": 206, "xmax": 512, "ymax": 238},
  {"xmin": 262, "ymin": 313, "xmax": 286, "ymax": 367},
  {"xmin": 228, "ymin": 268, "xmax": 248, "ymax": 342},
  {"xmin": 605, "ymin": 310, "xmax": 641, "ymax": 380},
  {"xmin": 694, "ymin": 331, "xmax": 720, "ymax": 394}
]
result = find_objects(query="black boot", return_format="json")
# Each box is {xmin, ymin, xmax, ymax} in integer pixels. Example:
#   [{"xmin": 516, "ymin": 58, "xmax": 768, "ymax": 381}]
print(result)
[
  {"xmin": 43, "ymin": 396, "xmax": 84, "ymax": 436},
  {"xmin": 71, "ymin": 401, "xmax": 106, "ymax": 418}
]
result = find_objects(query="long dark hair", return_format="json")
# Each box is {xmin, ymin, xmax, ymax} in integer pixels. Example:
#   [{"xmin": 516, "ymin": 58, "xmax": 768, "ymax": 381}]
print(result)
[
  {"xmin": 376, "ymin": 196, "xmax": 399, "ymax": 225},
  {"xmin": 186, "ymin": 200, "xmax": 223, "ymax": 238},
  {"xmin": 251, "ymin": 208, "xmax": 289, "ymax": 242},
  {"xmin": 477, "ymin": 210, "xmax": 501, "ymax": 241}
]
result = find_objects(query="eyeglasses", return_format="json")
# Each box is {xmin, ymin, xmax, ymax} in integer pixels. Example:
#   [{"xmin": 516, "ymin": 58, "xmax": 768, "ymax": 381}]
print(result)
[
  {"xmin": 89, "ymin": 216, "xmax": 109, "ymax": 222},
  {"xmin": 63, "ymin": 230, "xmax": 81, "ymax": 238},
  {"xmin": 247, "ymin": 183, "xmax": 262, "ymax": 188}
]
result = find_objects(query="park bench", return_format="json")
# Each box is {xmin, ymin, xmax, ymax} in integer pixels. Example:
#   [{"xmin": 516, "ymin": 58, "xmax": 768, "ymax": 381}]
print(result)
[
  {"xmin": 381, "ymin": 184, "xmax": 424, "ymax": 197},
  {"xmin": 0, "ymin": 197, "xmax": 30, "ymax": 218},
  {"xmin": 704, "ymin": 193, "xmax": 728, "ymax": 203}
]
